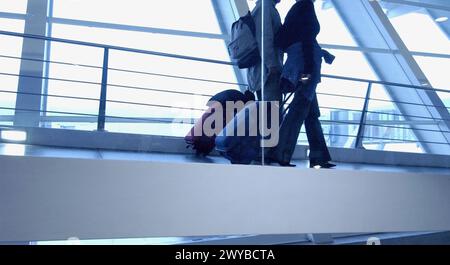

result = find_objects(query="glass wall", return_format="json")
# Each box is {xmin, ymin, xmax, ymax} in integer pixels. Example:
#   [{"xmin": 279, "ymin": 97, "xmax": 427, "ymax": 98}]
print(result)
[
  {"xmin": 248, "ymin": 0, "xmax": 378, "ymax": 149},
  {"xmin": 248, "ymin": 0, "xmax": 447, "ymax": 154},
  {"xmin": 52, "ymin": 0, "xmax": 221, "ymax": 34},
  {"xmin": 44, "ymin": 0, "xmax": 240, "ymax": 135},
  {"xmin": 0, "ymin": 0, "xmax": 447, "ymax": 154},
  {"xmin": 0, "ymin": 0, "xmax": 28, "ymax": 14},
  {"xmin": 381, "ymin": 1, "xmax": 450, "ymax": 153},
  {"xmin": 383, "ymin": 2, "xmax": 450, "ymax": 107}
]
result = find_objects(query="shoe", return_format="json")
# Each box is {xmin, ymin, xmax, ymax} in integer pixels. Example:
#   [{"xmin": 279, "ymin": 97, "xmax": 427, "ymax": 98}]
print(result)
[
  {"xmin": 279, "ymin": 161, "xmax": 297, "ymax": 167},
  {"xmin": 310, "ymin": 161, "xmax": 336, "ymax": 169}
]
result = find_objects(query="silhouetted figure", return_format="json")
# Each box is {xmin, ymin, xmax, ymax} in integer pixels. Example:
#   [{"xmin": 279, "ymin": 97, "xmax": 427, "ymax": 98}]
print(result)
[
  {"xmin": 269, "ymin": 0, "xmax": 335, "ymax": 168},
  {"xmin": 247, "ymin": 0, "xmax": 283, "ymax": 104}
]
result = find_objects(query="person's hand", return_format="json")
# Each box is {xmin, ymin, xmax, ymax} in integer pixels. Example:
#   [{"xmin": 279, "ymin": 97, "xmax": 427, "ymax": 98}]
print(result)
[{"xmin": 300, "ymin": 74, "xmax": 312, "ymax": 84}]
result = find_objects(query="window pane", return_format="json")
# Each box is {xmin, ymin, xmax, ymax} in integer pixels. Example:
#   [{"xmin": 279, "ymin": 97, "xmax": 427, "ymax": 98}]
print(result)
[
  {"xmin": 52, "ymin": 0, "xmax": 221, "ymax": 34},
  {"xmin": 247, "ymin": 0, "xmax": 358, "ymax": 46},
  {"xmin": 364, "ymin": 84, "xmax": 424, "ymax": 154},
  {"xmin": 0, "ymin": 16, "xmax": 25, "ymax": 33},
  {"xmin": 46, "ymin": 8, "xmax": 238, "ymax": 134},
  {"xmin": 322, "ymin": 49, "xmax": 377, "ymax": 80},
  {"xmin": 0, "ymin": 0, "xmax": 28, "ymax": 14},
  {"xmin": 50, "ymin": 24, "xmax": 230, "ymax": 61},
  {"xmin": 385, "ymin": 5, "xmax": 450, "ymax": 54},
  {"xmin": 313, "ymin": 78, "xmax": 368, "ymax": 148},
  {"xmin": 105, "ymin": 50, "xmax": 239, "ymax": 136},
  {"xmin": 414, "ymin": 55, "xmax": 450, "ymax": 108},
  {"xmin": 314, "ymin": 1, "xmax": 356, "ymax": 47},
  {"xmin": 45, "ymin": 0, "xmax": 240, "ymax": 134},
  {"xmin": 0, "ymin": 18, "xmax": 25, "ymax": 118},
  {"xmin": 45, "ymin": 43, "xmax": 103, "ymax": 131}
]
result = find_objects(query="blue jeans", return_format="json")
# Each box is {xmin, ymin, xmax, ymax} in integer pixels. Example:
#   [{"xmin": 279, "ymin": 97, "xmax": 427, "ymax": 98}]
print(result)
[{"xmin": 215, "ymin": 102, "xmax": 261, "ymax": 165}]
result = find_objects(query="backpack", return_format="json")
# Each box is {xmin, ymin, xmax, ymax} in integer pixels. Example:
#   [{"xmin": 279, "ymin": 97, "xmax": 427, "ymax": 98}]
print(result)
[{"xmin": 228, "ymin": 11, "xmax": 260, "ymax": 69}]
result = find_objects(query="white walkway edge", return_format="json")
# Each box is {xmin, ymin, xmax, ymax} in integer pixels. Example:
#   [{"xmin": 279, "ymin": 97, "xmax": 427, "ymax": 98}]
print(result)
[{"xmin": 1, "ymin": 155, "xmax": 450, "ymax": 242}]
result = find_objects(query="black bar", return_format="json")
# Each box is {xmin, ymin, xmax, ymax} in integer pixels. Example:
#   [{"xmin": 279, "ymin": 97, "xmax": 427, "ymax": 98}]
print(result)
[
  {"xmin": 97, "ymin": 48, "xmax": 109, "ymax": 131},
  {"xmin": 0, "ymin": 245, "xmax": 449, "ymax": 264},
  {"xmin": 355, "ymin": 82, "xmax": 372, "ymax": 148}
]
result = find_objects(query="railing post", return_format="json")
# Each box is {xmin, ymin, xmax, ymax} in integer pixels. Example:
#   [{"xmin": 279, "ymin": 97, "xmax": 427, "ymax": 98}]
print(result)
[
  {"xmin": 355, "ymin": 82, "xmax": 372, "ymax": 149},
  {"xmin": 97, "ymin": 48, "xmax": 109, "ymax": 131}
]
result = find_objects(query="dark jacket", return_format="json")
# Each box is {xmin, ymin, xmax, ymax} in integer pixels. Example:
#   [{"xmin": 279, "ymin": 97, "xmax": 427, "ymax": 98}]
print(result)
[
  {"xmin": 276, "ymin": 0, "xmax": 320, "ymax": 74},
  {"xmin": 280, "ymin": 42, "xmax": 322, "ymax": 101}
]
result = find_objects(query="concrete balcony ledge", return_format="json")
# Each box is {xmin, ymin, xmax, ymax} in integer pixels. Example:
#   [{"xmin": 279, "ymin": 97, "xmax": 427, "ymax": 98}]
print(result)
[{"xmin": 1, "ymin": 154, "xmax": 450, "ymax": 242}]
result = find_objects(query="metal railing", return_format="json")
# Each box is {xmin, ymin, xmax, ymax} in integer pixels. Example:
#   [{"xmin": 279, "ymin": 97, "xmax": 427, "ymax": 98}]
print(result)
[{"xmin": 0, "ymin": 30, "xmax": 449, "ymax": 152}]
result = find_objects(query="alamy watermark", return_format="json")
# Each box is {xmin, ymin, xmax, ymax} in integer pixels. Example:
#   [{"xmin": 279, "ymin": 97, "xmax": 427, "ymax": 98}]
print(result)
[{"xmin": 181, "ymin": 100, "xmax": 280, "ymax": 148}]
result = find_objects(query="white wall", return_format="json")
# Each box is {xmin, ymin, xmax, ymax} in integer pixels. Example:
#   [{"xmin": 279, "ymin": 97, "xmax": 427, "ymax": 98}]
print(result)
[{"xmin": 1, "ymin": 155, "xmax": 450, "ymax": 242}]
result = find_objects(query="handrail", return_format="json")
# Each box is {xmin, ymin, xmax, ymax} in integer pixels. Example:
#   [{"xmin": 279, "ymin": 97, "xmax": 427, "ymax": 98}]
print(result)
[
  {"xmin": 1, "ymin": 117, "xmax": 447, "ymax": 146},
  {"xmin": 1, "ymin": 30, "xmax": 449, "ymax": 150},
  {"xmin": 0, "ymin": 54, "xmax": 248, "ymax": 87},
  {"xmin": 1, "ymin": 30, "xmax": 449, "ymax": 93},
  {"xmin": 0, "ymin": 114, "xmax": 440, "ymax": 127},
  {"xmin": 321, "ymin": 74, "xmax": 450, "ymax": 94},
  {"xmin": 0, "ymin": 30, "xmax": 234, "ymax": 66},
  {"xmin": 0, "ymin": 72, "xmax": 216, "ymax": 98},
  {"xmin": 2, "ymin": 102, "xmax": 450, "ymax": 135},
  {"xmin": 2, "ymin": 86, "xmax": 450, "ymax": 123}
]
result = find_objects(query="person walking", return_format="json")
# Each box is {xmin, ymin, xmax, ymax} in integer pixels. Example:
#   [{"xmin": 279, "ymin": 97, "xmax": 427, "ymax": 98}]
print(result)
[
  {"xmin": 247, "ymin": 0, "xmax": 284, "ymax": 104},
  {"xmin": 269, "ymin": 0, "xmax": 335, "ymax": 168}
]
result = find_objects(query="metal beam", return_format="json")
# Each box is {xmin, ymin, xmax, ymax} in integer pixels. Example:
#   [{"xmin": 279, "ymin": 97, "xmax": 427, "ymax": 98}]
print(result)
[
  {"xmin": 41, "ymin": 0, "xmax": 53, "ymax": 128},
  {"xmin": 426, "ymin": 9, "xmax": 450, "ymax": 38},
  {"xmin": 231, "ymin": 0, "xmax": 250, "ymax": 17},
  {"xmin": 0, "ymin": 12, "xmax": 26, "ymax": 20},
  {"xmin": 13, "ymin": 0, "xmax": 49, "ymax": 127},
  {"xmin": 48, "ymin": 17, "xmax": 227, "ymax": 40},
  {"xmin": 379, "ymin": 0, "xmax": 450, "ymax": 42},
  {"xmin": 210, "ymin": 0, "xmax": 248, "ymax": 91},
  {"xmin": 381, "ymin": 0, "xmax": 450, "ymax": 12}
]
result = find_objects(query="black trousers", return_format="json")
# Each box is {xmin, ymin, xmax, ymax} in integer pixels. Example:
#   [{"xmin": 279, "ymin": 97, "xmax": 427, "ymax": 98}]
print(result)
[{"xmin": 272, "ymin": 90, "xmax": 331, "ymax": 164}]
